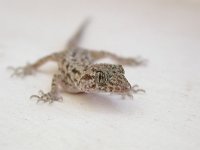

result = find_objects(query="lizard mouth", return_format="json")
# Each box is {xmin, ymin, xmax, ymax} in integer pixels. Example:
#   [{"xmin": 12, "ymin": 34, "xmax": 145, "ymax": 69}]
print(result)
[{"xmin": 111, "ymin": 82, "xmax": 132, "ymax": 94}]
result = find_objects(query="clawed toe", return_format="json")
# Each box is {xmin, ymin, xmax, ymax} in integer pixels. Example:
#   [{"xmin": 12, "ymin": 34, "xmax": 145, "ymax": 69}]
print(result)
[
  {"xmin": 131, "ymin": 84, "xmax": 145, "ymax": 93},
  {"xmin": 120, "ymin": 84, "xmax": 145, "ymax": 99},
  {"xmin": 30, "ymin": 91, "xmax": 63, "ymax": 103},
  {"xmin": 127, "ymin": 57, "xmax": 148, "ymax": 66},
  {"xmin": 8, "ymin": 63, "xmax": 35, "ymax": 78}
]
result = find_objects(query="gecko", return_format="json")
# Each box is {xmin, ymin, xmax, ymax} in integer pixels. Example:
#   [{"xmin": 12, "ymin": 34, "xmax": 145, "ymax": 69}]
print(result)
[{"xmin": 9, "ymin": 19, "xmax": 145, "ymax": 103}]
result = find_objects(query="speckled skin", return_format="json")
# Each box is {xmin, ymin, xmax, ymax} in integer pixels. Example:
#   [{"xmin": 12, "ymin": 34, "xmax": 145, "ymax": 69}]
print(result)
[{"xmin": 9, "ymin": 20, "xmax": 145, "ymax": 103}]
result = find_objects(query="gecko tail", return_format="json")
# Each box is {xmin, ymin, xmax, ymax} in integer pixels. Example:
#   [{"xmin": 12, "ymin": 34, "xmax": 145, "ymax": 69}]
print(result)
[{"xmin": 66, "ymin": 18, "xmax": 91, "ymax": 49}]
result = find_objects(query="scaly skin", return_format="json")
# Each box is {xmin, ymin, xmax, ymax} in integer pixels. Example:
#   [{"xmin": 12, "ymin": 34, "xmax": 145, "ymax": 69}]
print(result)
[{"xmin": 9, "ymin": 19, "xmax": 145, "ymax": 103}]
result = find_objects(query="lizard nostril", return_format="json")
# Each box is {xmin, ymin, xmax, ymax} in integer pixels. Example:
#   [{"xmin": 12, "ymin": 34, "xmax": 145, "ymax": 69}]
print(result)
[{"xmin": 123, "ymin": 83, "xmax": 131, "ymax": 92}]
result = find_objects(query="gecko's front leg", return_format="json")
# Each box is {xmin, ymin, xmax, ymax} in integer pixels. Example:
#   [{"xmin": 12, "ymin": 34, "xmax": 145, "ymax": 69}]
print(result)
[{"xmin": 30, "ymin": 74, "xmax": 63, "ymax": 103}]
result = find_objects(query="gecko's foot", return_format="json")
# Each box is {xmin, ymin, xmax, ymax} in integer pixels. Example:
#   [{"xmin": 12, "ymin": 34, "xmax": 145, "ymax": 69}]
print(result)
[
  {"xmin": 8, "ymin": 63, "xmax": 36, "ymax": 78},
  {"xmin": 30, "ymin": 90, "xmax": 63, "ymax": 104},
  {"xmin": 120, "ymin": 57, "xmax": 147, "ymax": 66},
  {"xmin": 121, "ymin": 84, "xmax": 145, "ymax": 99}
]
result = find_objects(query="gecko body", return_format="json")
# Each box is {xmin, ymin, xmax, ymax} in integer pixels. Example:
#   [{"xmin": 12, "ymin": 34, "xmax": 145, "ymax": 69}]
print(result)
[{"xmin": 10, "ymin": 20, "xmax": 145, "ymax": 103}]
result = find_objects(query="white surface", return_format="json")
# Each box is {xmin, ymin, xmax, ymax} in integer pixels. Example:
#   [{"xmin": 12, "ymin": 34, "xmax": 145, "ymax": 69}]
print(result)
[{"xmin": 0, "ymin": 0, "xmax": 200, "ymax": 150}]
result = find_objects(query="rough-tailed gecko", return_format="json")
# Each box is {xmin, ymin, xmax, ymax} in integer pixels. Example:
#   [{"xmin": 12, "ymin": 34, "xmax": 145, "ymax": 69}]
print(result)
[{"xmin": 9, "ymin": 19, "xmax": 145, "ymax": 103}]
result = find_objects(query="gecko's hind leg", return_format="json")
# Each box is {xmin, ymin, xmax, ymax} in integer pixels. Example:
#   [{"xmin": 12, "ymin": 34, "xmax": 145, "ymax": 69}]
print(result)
[
  {"xmin": 89, "ymin": 50, "xmax": 147, "ymax": 66},
  {"xmin": 8, "ymin": 52, "xmax": 62, "ymax": 78},
  {"xmin": 30, "ymin": 74, "xmax": 63, "ymax": 103}
]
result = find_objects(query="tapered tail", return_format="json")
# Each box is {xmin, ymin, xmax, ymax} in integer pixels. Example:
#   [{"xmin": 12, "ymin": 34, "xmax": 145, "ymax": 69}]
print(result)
[{"xmin": 66, "ymin": 18, "xmax": 91, "ymax": 49}]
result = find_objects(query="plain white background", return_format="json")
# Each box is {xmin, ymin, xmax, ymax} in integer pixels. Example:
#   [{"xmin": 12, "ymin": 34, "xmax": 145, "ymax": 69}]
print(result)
[{"xmin": 0, "ymin": 0, "xmax": 200, "ymax": 149}]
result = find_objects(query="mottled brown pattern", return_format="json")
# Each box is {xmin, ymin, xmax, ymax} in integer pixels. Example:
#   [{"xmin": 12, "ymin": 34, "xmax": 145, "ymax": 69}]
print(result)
[{"xmin": 9, "ymin": 19, "xmax": 145, "ymax": 103}]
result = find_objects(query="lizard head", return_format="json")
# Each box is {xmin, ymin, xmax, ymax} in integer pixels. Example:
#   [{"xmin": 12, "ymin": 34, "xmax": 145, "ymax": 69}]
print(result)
[{"xmin": 79, "ymin": 64, "xmax": 131, "ymax": 94}]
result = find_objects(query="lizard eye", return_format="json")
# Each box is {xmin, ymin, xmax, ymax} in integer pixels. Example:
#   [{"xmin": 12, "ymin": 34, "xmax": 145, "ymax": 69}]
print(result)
[{"xmin": 95, "ymin": 71, "xmax": 107, "ymax": 85}]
